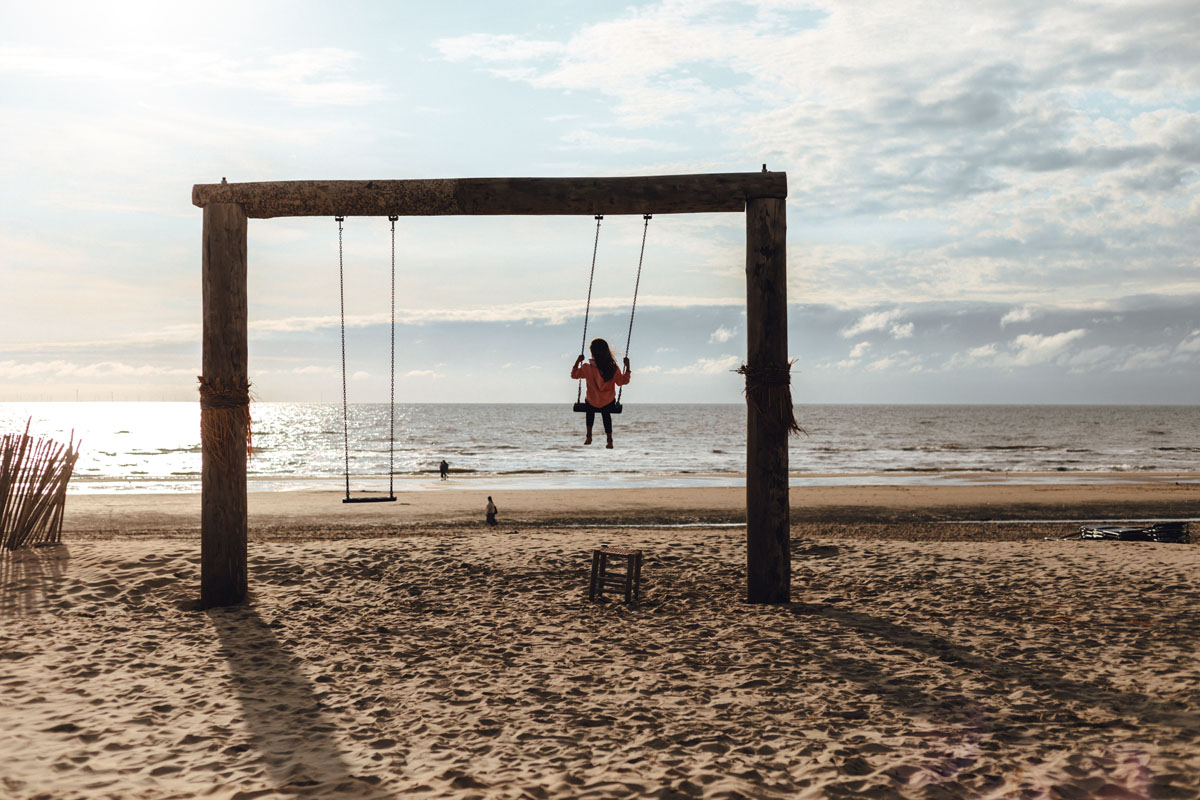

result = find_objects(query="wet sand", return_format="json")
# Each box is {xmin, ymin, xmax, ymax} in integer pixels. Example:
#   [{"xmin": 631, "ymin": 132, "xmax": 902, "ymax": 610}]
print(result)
[
  {"xmin": 1, "ymin": 478, "xmax": 1198, "ymax": 799},
  {"xmin": 60, "ymin": 474, "xmax": 1200, "ymax": 537}
]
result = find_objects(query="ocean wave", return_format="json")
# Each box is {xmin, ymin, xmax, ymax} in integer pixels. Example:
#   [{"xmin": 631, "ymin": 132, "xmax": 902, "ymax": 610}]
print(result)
[
  {"xmin": 978, "ymin": 445, "xmax": 1055, "ymax": 451},
  {"xmin": 878, "ymin": 466, "xmax": 989, "ymax": 473}
]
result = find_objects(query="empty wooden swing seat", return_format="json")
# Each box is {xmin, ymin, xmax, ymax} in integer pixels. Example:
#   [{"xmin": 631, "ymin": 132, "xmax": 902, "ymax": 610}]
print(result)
[{"xmin": 588, "ymin": 545, "xmax": 643, "ymax": 603}]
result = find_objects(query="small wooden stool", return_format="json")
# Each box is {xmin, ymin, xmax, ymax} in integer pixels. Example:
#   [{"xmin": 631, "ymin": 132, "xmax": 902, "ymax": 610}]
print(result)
[{"xmin": 588, "ymin": 545, "xmax": 643, "ymax": 603}]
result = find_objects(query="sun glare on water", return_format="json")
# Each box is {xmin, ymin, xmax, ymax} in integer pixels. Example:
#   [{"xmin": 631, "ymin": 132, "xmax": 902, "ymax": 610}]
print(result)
[{"xmin": 0, "ymin": 403, "xmax": 200, "ymax": 489}]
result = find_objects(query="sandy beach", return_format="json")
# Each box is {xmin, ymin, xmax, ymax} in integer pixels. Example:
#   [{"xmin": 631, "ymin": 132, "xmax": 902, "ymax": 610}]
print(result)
[
  {"xmin": 58, "ymin": 473, "xmax": 1200, "ymax": 538},
  {"xmin": 3, "ymin": 478, "xmax": 1199, "ymax": 799}
]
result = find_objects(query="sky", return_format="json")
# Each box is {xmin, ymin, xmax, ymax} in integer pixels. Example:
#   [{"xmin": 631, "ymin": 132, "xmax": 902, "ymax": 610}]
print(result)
[{"xmin": 1, "ymin": 0, "xmax": 1197, "ymax": 404}]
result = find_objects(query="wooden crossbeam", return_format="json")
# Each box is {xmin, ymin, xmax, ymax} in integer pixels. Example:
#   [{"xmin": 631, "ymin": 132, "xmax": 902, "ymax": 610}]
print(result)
[{"xmin": 192, "ymin": 172, "xmax": 787, "ymax": 218}]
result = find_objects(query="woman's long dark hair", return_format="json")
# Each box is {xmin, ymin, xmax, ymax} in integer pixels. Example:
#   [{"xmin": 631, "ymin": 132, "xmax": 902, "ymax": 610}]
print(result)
[{"xmin": 590, "ymin": 338, "xmax": 618, "ymax": 381}]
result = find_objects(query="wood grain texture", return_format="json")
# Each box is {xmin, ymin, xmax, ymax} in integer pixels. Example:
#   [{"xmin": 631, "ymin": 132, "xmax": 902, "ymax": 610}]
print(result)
[
  {"xmin": 201, "ymin": 203, "xmax": 248, "ymax": 608},
  {"xmin": 744, "ymin": 197, "xmax": 791, "ymax": 604},
  {"xmin": 192, "ymin": 173, "xmax": 787, "ymax": 218}
]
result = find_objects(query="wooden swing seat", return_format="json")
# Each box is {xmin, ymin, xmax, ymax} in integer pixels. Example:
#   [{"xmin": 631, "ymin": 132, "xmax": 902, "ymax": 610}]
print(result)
[{"xmin": 573, "ymin": 402, "xmax": 623, "ymax": 414}]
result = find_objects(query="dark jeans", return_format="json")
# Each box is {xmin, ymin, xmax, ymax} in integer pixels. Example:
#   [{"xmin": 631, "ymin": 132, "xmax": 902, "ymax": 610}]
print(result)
[{"xmin": 585, "ymin": 403, "xmax": 614, "ymax": 435}]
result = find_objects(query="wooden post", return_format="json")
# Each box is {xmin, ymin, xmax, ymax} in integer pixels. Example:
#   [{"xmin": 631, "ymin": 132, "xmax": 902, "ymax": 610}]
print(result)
[
  {"xmin": 201, "ymin": 203, "xmax": 248, "ymax": 607},
  {"xmin": 745, "ymin": 197, "xmax": 790, "ymax": 603}
]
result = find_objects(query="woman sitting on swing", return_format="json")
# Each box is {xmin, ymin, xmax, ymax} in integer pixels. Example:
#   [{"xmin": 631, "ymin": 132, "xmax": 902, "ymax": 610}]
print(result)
[{"xmin": 572, "ymin": 338, "xmax": 631, "ymax": 449}]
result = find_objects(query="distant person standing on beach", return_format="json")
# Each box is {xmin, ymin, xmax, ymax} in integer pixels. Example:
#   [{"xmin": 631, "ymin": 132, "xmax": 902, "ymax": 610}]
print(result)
[
  {"xmin": 485, "ymin": 496, "xmax": 498, "ymax": 526},
  {"xmin": 571, "ymin": 337, "xmax": 631, "ymax": 449},
  {"xmin": 439, "ymin": 459, "xmax": 449, "ymax": 480}
]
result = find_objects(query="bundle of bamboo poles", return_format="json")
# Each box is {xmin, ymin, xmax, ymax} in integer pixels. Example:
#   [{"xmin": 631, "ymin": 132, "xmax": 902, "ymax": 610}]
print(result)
[{"xmin": 0, "ymin": 418, "xmax": 81, "ymax": 550}]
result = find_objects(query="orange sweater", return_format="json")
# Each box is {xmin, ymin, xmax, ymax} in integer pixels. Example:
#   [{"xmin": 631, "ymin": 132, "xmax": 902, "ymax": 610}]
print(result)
[{"xmin": 571, "ymin": 359, "xmax": 631, "ymax": 407}]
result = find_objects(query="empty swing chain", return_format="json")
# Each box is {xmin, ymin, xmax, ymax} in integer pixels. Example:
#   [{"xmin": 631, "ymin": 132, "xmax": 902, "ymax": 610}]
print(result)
[
  {"xmin": 388, "ymin": 215, "xmax": 398, "ymax": 498},
  {"xmin": 618, "ymin": 214, "xmax": 651, "ymax": 404},
  {"xmin": 337, "ymin": 216, "xmax": 350, "ymax": 500},
  {"xmin": 577, "ymin": 214, "xmax": 603, "ymax": 404}
]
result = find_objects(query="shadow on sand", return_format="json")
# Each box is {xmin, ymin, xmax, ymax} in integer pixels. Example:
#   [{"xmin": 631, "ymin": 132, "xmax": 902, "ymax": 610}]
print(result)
[
  {"xmin": 793, "ymin": 600, "xmax": 1200, "ymax": 731},
  {"xmin": 0, "ymin": 544, "xmax": 70, "ymax": 616},
  {"xmin": 208, "ymin": 602, "xmax": 383, "ymax": 796},
  {"xmin": 783, "ymin": 601, "xmax": 1198, "ymax": 794}
]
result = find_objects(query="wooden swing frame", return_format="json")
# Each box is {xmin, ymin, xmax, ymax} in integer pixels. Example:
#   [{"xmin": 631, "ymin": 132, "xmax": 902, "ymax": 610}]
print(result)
[{"xmin": 192, "ymin": 171, "xmax": 791, "ymax": 608}]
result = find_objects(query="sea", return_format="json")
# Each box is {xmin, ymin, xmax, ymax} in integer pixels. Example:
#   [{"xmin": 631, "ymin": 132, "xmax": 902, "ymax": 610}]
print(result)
[{"xmin": 1, "ymin": 402, "xmax": 1197, "ymax": 494}]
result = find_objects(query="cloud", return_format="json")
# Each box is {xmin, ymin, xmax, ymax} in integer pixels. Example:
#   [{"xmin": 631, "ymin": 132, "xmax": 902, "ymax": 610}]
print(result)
[
  {"xmin": 1175, "ymin": 330, "xmax": 1200, "ymax": 355},
  {"xmin": 941, "ymin": 342, "xmax": 998, "ymax": 370},
  {"xmin": 437, "ymin": 11, "xmax": 756, "ymax": 126},
  {"xmin": 968, "ymin": 344, "xmax": 997, "ymax": 362},
  {"xmin": 431, "ymin": 2, "xmax": 1200, "ymax": 312},
  {"xmin": 0, "ymin": 45, "xmax": 385, "ymax": 106},
  {"xmin": 5, "ymin": 295, "xmax": 1194, "ymax": 403},
  {"xmin": 866, "ymin": 351, "xmax": 916, "ymax": 372},
  {"xmin": 1113, "ymin": 346, "xmax": 1172, "ymax": 372},
  {"xmin": 404, "ymin": 369, "xmax": 441, "ymax": 379},
  {"xmin": 231, "ymin": 48, "xmax": 385, "ymax": 106},
  {"xmin": 257, "ymin": 365, "xmax": 335, "ymax": 375},
  {"xmin": 0, "ymin": 359, "xmax": 194, "ymax": 379},
  {"xmin": 841, "ymin": 310, "xmax": 904, "ymax": 338},
  {"xmin": 560, "ymin": 129, "xmax": 686, "ymax": 153},
  {"xmin": 665, "ymin": 355, "xmax": 741, "ymax": 375},
  {"xmin": 8, "ymin": 0, "xmax": 1200, "ymax": 405},
  {"xmin": 350, "ymin": 371, "xmax": 370, "ymax": 381},
  {"xmin": 1001, "ymin": 306, "xmax": 1034, "ymax": 326},
  {"xmin": 434, "ymin": 33, "xmax": 565, "ymax": 63},
  {"xmin": 245, "ymin": 295, "xmax": 745, "ymax": 335},
  {"xmin": 709, "ymin": 325, "xmax": 736, "ymax": 344},
  {"xmin": 994, "ymin": 329, "xmax": 1088, "ymax": 368},
  {"xmin": 1067, "ymin": 345, "xmax": 1117, "ymax": 371},
  {"xmin": 840, "ymin": 312, "xmax": 912, "ymax": 340}
]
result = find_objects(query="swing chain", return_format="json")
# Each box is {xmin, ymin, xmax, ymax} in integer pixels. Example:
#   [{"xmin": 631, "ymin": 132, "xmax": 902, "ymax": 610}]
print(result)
[
  {"xmin": 338, "ymin": 215, "xmax": 399, "ymax": 502},
  {"xmin": 618, "ymin": 214, "xmax": 651, "ymax": 404},
  {"xmin": 577, "ymin": 214, "xmax": 602, "ymax": 404},
  {"xmin": 336, "ymin": 216, "xmax": 350, "ymax": 500}
]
